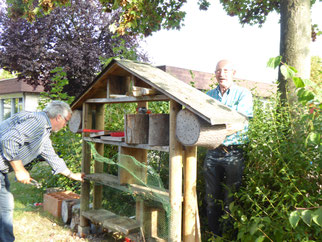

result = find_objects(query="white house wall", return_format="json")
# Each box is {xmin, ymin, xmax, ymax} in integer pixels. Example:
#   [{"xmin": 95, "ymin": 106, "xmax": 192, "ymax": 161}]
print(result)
[
  {"xmin": 24, "ymin": 93, "xmax": 41, "ymax": 111},
  {"xmin": 0, "ymin": 92, "xmax": 41, "ymax": 122}
]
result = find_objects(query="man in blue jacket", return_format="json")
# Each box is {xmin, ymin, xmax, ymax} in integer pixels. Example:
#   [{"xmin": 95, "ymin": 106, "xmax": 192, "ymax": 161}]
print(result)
[{"xmin": 204, "ymin": 60, "xmax": 253, "ymax": 237}]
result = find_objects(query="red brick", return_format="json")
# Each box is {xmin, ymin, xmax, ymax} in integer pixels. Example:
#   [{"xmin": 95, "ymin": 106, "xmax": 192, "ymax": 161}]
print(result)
[{"xmin": 43, "ymin": 191, "xmax": 80, "ymax": 218}]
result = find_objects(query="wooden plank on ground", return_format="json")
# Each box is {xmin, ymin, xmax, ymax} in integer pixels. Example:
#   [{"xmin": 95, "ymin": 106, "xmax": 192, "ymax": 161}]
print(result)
[
  {"xmin": 102, "ymin": 215, "xmax": 140, "ymax": 235},
  {"xmin": 82, "ymin": 209, "xmax": 116, "ymax": 224},
  {"xmin": 82, "ymin": 209, "xmax": 140, "ymax": 235}
]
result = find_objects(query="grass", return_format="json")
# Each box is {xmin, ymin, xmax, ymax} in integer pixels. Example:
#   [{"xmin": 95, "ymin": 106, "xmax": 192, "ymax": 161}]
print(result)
[
  {"xmin": 9, "ymin": 172, "xmax": 87, "ymax": 241},
  {"xmin": 9, "ymin": 171, "xmax": 121, "ymax": 241}
]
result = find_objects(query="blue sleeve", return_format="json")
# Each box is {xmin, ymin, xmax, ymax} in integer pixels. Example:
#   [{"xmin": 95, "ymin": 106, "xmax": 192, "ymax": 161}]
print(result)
[
  {"xmin": 0, "ymin": 117, "xmax": 42, "ymax": 161},
  {"xmin": 40, "ymin": 137, "xmax": 68, "ymax": 175},
  {"xmin": 236, "ymin": 89, "xmax": 253, "ymax": 118}
]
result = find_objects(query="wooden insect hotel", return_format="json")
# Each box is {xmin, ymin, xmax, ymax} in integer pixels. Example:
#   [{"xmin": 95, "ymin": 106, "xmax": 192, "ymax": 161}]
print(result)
[{"xmin": 70, "ymin": 59, "xmax": 248, "ymax": 241}]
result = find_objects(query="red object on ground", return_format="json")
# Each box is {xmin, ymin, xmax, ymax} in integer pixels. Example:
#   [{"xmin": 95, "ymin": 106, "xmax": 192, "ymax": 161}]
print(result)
[{"xmin": 124, "ymin": 238, "xmax": 131, "ymax": 242}]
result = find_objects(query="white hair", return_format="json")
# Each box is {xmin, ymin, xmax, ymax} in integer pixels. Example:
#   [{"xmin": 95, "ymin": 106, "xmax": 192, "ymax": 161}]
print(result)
[{"xmin": 43, "ymin": 101, "xmax": 71, "ymax": 119}]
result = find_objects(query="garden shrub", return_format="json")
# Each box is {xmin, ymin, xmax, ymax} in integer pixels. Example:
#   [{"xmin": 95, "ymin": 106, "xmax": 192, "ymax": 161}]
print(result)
[
  {"xmin": 36, "ymin": 67, "xmax": 83, "ymax": 192},
  {"xmin": 223, "ymin": 61, "xmax": 321, "ymax": 241}
]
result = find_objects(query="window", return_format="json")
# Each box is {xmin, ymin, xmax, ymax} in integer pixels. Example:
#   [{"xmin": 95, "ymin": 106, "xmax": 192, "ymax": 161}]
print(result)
[{"xmin": 0, "ymin": 97, "xmax": 24, "ymax": 122}]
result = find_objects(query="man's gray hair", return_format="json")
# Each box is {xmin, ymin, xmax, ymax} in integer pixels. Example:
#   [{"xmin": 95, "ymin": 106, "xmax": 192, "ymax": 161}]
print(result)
[{"xmin": 44, "ymin": 101, "xmax": 72, "ymax": 119}]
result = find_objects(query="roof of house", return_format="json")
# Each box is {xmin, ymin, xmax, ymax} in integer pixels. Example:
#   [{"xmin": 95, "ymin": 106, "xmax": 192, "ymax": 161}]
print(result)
[
  {"xmin": 158, "ymin": 65, "xmax": 277, "ymax": 98},
  {"xmin": 71, "ymin": 58, "xmax": 248, "ymax": 126},
  {"xmin": 0, "ymin": 78, "xmax": 44, "ymax": 95}
]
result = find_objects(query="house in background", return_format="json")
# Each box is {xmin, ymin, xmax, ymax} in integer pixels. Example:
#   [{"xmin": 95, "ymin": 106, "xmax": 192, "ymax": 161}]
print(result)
[
  {"xmin": 158, "ymin": 65, "xmax": 277, "ymax": 98},
  {"xmin": 0, "ymin": 78, "xmax": 44, "ymax": 122}
]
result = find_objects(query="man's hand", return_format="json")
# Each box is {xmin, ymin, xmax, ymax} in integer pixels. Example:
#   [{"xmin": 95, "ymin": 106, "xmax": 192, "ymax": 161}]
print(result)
[
  {"xmin": 61, "ymin": 169, "xmax": 84, "ymax": 182},
  {"xmin": 225, "ymin": 123, "xmax": 245, "ymax": 136},
  {"xmin": 10, "ymin": 160, "xmax": 31, "ymax": 184},
  {"xmin": 68, "ymin": 172, "xmax": 85, "ymax": 182}
]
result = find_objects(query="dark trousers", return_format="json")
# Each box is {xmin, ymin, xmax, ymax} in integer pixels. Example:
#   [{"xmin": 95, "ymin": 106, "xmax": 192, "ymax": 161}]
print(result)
[{"xmin": 203, "ymin": 146, "xmax": 244, "ymax": 236}]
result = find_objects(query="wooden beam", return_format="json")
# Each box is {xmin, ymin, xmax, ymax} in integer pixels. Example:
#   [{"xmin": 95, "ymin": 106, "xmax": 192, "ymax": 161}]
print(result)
[
  {"xmin": 80, "ymin": 103, "xmax": 92, "ymax": 228},
  {"xmin": 85, "ymin": 173, "xmax": 170, "ymax": 202},
  {"xmin": 86, "ymin": 94, "xmax": 169, "ymax": 104},
  {"xmin": 93, "ymin": 104, "xmax": 105, "ymax": 209},
  {"xmin": 169, "ymin": 100, "xmax": 183, "ymax": 242},
  {"xmin": 118, "ymin": 147, "xmax": 148, "ymax": 185},
  {"xmin": 183, "ymin": 146, "xmax": 201, "ymax": 242},
  {"xmin": 83, "ymin": 137, "xmax": 169, "ymax": 152}
]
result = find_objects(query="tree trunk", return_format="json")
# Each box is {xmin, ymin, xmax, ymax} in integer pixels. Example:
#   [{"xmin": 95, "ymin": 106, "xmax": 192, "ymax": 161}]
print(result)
[{"xmin": 279, "ymin": 0, "xmax": 311, "ymax": 103}]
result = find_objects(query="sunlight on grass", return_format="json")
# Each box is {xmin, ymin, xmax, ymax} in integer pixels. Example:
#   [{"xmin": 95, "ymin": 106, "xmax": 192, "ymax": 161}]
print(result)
[{"xmin": 8, "ymin": 173, "xmax": 88, "ymax": 241}]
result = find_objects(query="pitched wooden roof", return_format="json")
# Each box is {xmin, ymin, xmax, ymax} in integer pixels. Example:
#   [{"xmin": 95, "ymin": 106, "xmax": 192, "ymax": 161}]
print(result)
[{"xmin": 71, "ymin": 59, "xmax": 248, "ymax": 126}]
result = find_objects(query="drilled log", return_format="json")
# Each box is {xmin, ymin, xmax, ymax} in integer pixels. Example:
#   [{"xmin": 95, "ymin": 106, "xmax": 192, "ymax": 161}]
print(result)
[
  {"xmin": 69, "ymin": 109, "xmax": 82, "ymax": 133},
  {"xmin": 62, "ymin": 199, "xmax": 80, "ymax": 224},
  {"xmin": 125, "ymin": 114, "xmax": 149, "ymax": 144},
  {"xmin": 176, "ymin": 109, "xmax": 227, "ymax": 148}
]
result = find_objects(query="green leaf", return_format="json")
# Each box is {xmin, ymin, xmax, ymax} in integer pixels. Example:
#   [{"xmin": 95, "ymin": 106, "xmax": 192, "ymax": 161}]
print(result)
[
  {"xmin": 222, "ymin": 214, "xmax": 229, "ymax": 219},
  {"xmin": 301, "ymin": 210, "xmax": 313, "ymax": 227},
  {"xmin": 289, "ymin": 210, "xmax": 300, "ymax": 228},
  {"xmin": 267, "ymin": 56, "xmax": 282, "ymax": 69},
  {"xmin": 281, "ymin": 64, "xmax": 296, "ymax": 79},
  {"xmin": 297, "ymin": 89, "xmax": 315, "ymax": 104},
  {"xmin": 112, "ymin": 0, "xmax": 120, "ymax": 10},
  {"xmin": 308, "ymin": 132, "xmax": 320, "ymax": 145},
  {"xmin": 229, "ymin": 201, "xmax": 235, "ymax": 212},
  {"xmin": 241, "ymin": 215, "xmax": 247, "ymax": 223},
  {"xmin": 255, "ymin": 236, "xmax": 265, "ymax": 242},
  {"xmin": 250, "ymin": 223, "xmax": 258, "ymax": 235},
  {"xmin": 292, "ymin": 77, "xmax": 305, "ymax": 88},
  {"xmin": 312, "ymin": 208, "xmax": 322, "ymax": 227}
]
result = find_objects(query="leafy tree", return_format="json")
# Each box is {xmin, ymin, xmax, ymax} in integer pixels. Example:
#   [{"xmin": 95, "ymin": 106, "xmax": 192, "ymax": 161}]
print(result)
[
  {"xmin": 5, "ymin": 0, "xmax": 188, "ymax": 37},
  {"xmin": 217, "ymin": 0, "xmax": 315, "ymax": 103},
  {"xmin": 0, "ymin": 0, "xmax": 147, "ymax": 96},
  {"xmin": 5, "ymin": 0, "xmax": 320, "ymax": 103}
]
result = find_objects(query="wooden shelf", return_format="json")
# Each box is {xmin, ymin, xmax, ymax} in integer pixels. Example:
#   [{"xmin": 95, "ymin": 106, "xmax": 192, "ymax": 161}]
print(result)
[
  {"xmin": 82, "ymin": 209, "xmax": 140, "ymax": 235},
  {"xmin": 86, "ymin": 94, "xmax": 169, "ymax": 104},
  {"xmin": 85, "ymin": 173, "xmax": 170, "ymax": 203},
  {"xmin": 84, "ymin": 137, "xmax": 169, "ymax": 152}
]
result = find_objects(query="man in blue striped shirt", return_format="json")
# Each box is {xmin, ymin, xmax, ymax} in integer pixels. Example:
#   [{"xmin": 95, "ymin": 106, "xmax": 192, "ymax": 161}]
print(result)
[
  {"xmin": 0, "ymin": 101, "xmax": 83, "ymax": 242},
  {"xmin": 204, "ymin": 60, "xmax": 253, "ymax": 237}
]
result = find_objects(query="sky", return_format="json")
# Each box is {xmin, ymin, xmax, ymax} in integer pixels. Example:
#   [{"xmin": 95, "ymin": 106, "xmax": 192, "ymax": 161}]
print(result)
[{"xmin": 140, "ymin": 1, "xmax": 322, "ymax": 84}]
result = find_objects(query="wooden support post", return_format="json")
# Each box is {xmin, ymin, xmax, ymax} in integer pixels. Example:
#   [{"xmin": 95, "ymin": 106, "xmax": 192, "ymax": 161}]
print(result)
[
  {"xmin": 183, "ymin": 146, "xmax": 201, "ymax": 242},
  {"xmin": 169, "ymin": 100, "xmax": 183, "ymax": 242},
  {"xmin": 93, "ymin": 104, "xmax": 104, "ymax": 209},
  {"xmin": 80, "ymin": 103, "xmax": 92, "ymax": 229}
]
